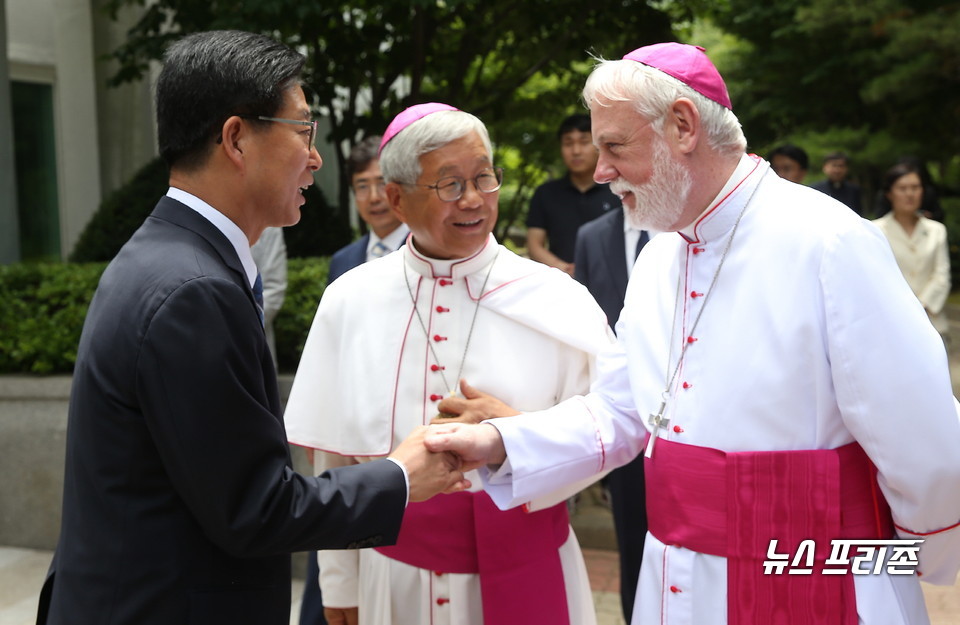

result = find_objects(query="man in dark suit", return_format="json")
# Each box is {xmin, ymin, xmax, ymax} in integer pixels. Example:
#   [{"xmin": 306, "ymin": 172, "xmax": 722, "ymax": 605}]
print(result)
[
  {"xmin": 574, "ymin": 207, "xmax": 649, "ymax": 624},
  {"xmin": 326, "ymin": 135, "xmax": 408, "ymax": 285},
  {"xmin": 37, "ymin": 30, "xmax": 464, "ymax": 625}
]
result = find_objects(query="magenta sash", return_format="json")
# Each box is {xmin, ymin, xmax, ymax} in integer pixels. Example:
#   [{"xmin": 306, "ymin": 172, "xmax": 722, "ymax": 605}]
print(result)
[
  {"xmin": 646, "ymin": 439, "xmax": 894, "ymax": 625},
  {"xmin": 375, "ymin": 491, "xmax": 571, "ymax": 624}
]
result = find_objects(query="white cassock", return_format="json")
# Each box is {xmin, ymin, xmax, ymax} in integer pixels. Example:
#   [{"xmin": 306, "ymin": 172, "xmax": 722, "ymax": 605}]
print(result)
[
  {"xmin": 872, "ymin": 213, "xmax": 951, "ymax": 335},
  {"xmin": 484, "ymin": 155, "xmax": 960, "ymax": 625},
  {"xmin": 285, "ymin": 235, "xmax": 615, "ymax": 625}
]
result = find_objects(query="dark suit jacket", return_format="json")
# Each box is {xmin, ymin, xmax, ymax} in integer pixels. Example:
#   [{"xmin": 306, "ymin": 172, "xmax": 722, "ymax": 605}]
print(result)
[
  {"xmin": 574, "ymin": 208, "xmax": 645, "ymax": 328},
  {"xmin": 38, "ymin": 197, "xmax": 406, "ymax": 625},
  {"xmin": 327, "ymin": 234, "xmax": 370, "ymax": 285}
]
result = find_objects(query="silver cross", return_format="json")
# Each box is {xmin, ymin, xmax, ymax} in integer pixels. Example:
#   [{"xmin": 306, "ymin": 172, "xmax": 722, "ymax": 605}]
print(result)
[{"xmin": 644, "ymin": 401, "xmax": 670, "ymax": 458}]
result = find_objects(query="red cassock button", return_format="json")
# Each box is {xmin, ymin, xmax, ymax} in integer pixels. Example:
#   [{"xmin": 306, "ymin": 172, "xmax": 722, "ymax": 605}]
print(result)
[
  {"xmin": 692, "ymin": 247, "xmax": 705, "ymax": 255},
  {"xmin": 434, "ymin": 335, "xmax": 447, "ymax": 342},
  {"xmin": 430, "ymin": 394, "xmax": 443, "ymax": 402},
  {"xmin": 673, "ymin": 425, "xmax": 684, "ymax": 433},
  {"xmin": 439, "ymin": 279, "xmax": 452, "ymax": 286},
  {"xmin": 687, "ymin": 336, "xmax": 697, "ymax": 344},
  {"xmin": 436, "ymin": 598, "xmax": 450, "ymax": 605},
  {"xmin": 431, "ymin": 364, "xmax": 445, "ymax": 372},
  {"xmin": 682, "ymin": 382, "xmax": 692, "ymax": 389},
  {"xmin": 436, "ymin": 306, "xmax": 450, "ymax": 313},
  {"xmin": 669, "ymin": 585, "xmax": 682, "ymax": 593},
  {"xmin": 690, "ymin": 291, "xmax": 703, "ymax": 298}
]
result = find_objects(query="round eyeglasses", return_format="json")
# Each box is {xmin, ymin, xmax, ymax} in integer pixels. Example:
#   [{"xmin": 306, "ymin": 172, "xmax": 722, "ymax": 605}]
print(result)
[{"xmin": 414, "ymin": 167, "xmax": 503, "ymax": 202}]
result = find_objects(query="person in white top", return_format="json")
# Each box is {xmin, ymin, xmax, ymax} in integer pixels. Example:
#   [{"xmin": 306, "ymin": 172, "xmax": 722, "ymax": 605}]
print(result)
[
  {"xmin": 873, "ymin": 162, "xmax": 951, "ymax": 339},
  {"xmin": 426, "ymin": 42, "xmax": 960, "ymax": 625},
  {"xmin": 285, "ymin": 103, "xmax": 614, "ymax": 625}
]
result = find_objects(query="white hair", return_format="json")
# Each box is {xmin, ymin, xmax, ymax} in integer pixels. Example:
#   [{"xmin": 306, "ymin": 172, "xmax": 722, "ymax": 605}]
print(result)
[
  {"xmin": 379, "ymin": 110, "xmax": 493, "ymax": 184},
  {"xmin": 582, "ymin": 58, "xmax": 747, "ymax": 158}
]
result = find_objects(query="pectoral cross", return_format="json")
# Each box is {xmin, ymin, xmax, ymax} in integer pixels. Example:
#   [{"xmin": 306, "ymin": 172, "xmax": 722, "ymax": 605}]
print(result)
[{"xmin": 644, "ymin": 400, "xmax": 670, "ymax": 458}]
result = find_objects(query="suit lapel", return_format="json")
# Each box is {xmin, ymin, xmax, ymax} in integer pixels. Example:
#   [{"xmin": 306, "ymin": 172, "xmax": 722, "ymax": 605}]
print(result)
[
  {"xmin": 601, "ymin": 209, "xmax": 629, "ymax": 298},
  {"xmin": 150, "ymin": 196, "xmax": 249, "ymax": 291}
]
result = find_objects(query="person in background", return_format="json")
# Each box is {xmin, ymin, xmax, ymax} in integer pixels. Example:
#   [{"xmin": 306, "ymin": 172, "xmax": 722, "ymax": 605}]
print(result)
[
  {"xmin": 36, "ymin": 30, "xmax": 466, "ymax": 625},
  {"xmin": 327, "ymin": 135, "xmax": 409, "ymax": 285},
  {"xmin": 811, "ymin": 151, "xmax": 862, "ymax": 215},
  {"xmin": 873, "ymin": 162, "xmax": 951, "ymax": 342},
  {"xmin": 285, "ymin": 102, "xmax": 614, "ymax": 625},
  {"xmin": 426, "ymin": 42, "xmax": 960, "ymax": 625},
  {"xmin": 573, "ymin": 208, "xmax": 650, "ymax": 622},
  {"xmin": 768, "ymin": 143, "xmax": 808, "ymax": 184},
  {"xmin": 250, "ymin": 226, "xmax": 287, "ymax": 368},
  {"xmin": 300, "ymin": 135, "xmax": 409, "ymax": 625},
  {"xmin": 874, "ymin": 156, "xmax": 945, "ymax": 222},
  {"xmin": 526, "ymin": 113, "xmax": 619, "ymax": 276}
]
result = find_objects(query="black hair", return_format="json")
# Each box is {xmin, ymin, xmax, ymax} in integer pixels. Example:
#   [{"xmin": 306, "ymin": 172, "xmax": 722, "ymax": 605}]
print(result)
[
  {"xmin": 557, "ymin": 113, "xmax": 592, "ymax": 140},
  {"xmin": 155, "ymin": 30, "xmax": 306, "ymax": 171},
  {"xmin": 768, "ymin": 144, "xmax": 809, "ymax": 171},
  {"xmin": 822, "ymin": 151, "xmax": 849, "ymax": 166},
  {"xmin": 877, "ymin": 162, "xmax": 922, "ymax": 214},
  {"xmin": 346, "ymin": 135, "xmax": 382, "ymax": 180}
]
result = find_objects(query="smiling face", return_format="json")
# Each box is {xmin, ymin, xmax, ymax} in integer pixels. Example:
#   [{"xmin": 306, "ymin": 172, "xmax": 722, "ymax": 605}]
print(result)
[
  {"xmin": 352, "ymin": 159, "xmax": 401, "ymax": 239},
  {"xmin": 246, "ymin": 85, "xmax": 322, "ymax": 231},
  {"xmin": 387, "ymin": 132, "xmax": 498, "ymax": 260},
  {"xmin": 591, "ymin": 99, "xmax": 692, "ymax": 231}
]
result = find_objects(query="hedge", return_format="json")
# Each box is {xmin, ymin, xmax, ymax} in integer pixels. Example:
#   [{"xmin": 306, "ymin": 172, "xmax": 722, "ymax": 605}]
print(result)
[{"xmin": 0, "ymin": 258, "xmax": 330, "ymax": 374}]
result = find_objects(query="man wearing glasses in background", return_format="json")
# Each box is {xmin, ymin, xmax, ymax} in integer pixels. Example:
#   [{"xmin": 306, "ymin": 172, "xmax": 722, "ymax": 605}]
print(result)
[
  {"xmin": 285, "ymin": 103, "xmax": 615, "ymax": 625},
  {"xmin": 37, "ymin": 31, "xmax": 467, "ymax": 625},
  {"xmin": 326, "ymin": 135, "xmax": 409, "ymax": 285}
]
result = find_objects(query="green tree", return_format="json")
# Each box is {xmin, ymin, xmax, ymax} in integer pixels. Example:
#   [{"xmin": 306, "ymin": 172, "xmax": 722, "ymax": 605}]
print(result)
[
  {"xmin": 102, "ymin": 0, "xmax": 678, "ymax": 239},
  {"xmin": 701, "ymin": 0, "xmax": 960, "ymax": 200}
]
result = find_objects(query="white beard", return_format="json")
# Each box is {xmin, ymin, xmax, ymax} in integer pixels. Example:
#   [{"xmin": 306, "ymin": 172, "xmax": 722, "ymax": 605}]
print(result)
[{"xmin": 611, "ymin": 138, "xmax": 692, "ymax": 231}]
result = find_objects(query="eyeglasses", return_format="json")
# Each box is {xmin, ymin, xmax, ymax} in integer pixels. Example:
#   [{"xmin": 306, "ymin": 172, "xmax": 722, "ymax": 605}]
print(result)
[
  {"xmin": 414, "ymin": 167, "xmax": 503, "ymax": 202},
  {"xmin": 353, "ymin": 179, "xmax": 386, "ymax": 199},
  {"xmin": 242, "ymin": 115, "xmax": 318, "ymax": 147}
]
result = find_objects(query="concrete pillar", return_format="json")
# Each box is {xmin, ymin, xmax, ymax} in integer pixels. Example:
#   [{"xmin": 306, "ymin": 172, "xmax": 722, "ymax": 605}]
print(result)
[
  {"xmin": 52, "ymin": 0, "xmax": 102, "ymax": 258},
  {"xmin": 0, "ymin": 0, "xmax": 22, "ymax": 264}
]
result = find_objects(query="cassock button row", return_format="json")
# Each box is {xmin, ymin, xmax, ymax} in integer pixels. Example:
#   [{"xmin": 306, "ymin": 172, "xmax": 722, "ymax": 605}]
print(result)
[
  {"xmin": 431, "ymin": 364, "xmax": 445, "ymax": 372},
  {"xmin": 436, "ymin": 598, "xmax": 450, "ymax": 605},
  {"xmin": 430, "ymin": 394, "xmax": 443, "ymax": 402},
  {"xmin": 434, "ymin": 335, "xmax": 448, "ymax": 342},
  {"xmin": 436, "ymin": 306, "xmax": 450, "ymax": 313},
  {"xmin": 669, "ymin": 585, "xmax": 682, "ymax": 593}
]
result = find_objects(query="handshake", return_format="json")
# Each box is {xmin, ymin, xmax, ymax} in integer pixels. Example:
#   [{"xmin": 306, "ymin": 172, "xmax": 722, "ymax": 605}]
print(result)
[{"xmin": 387, "ymin": 380, "xmax": 514, "ymax": 502}]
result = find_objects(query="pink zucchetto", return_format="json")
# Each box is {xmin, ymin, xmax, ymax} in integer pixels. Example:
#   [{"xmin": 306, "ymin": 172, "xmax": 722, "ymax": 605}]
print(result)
[
  {"xmin": 623, "ymin": 43, "xmax": 732, "ymax": 110},
  {"xmin": 378, "ymin": 102, "xmax": 460, "ymax": 154}
]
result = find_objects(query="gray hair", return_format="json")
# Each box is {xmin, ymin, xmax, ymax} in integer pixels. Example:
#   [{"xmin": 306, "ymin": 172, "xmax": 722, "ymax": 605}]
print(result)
[
  {"xmin": 379, "ymin": 110, "xmax": 493, "ymax": 185},
  {"xmin": 582, "ymin": 58, "xmax": 746, "ymax": 158}
]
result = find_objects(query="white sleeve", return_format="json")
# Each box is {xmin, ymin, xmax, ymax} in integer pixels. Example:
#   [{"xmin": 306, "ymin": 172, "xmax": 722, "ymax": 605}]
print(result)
[{"xmin": 824, "ymin": 221, "xmax": 960, "ymax": 585}]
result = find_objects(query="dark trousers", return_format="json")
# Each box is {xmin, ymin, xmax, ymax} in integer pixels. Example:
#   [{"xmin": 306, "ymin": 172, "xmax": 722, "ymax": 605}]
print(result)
[
  {"xmin": 299, "ymin": 555, "xmax": 327, "ymax": 625},
  {"xmin": 606, "ymin": 453, "xmax": 648, "ymax": 622}
]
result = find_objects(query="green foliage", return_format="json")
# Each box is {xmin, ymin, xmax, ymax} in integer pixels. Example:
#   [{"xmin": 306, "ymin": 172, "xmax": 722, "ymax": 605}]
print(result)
[
  {"xmin": 0, "ymin": 258, "xmax": 332, "ymax": 374},
  {"xmin": 274, "ymin": 257, "xmax": 330, "ymax": 372},
  {"xmin": 100, "ymin": 0, "xmax": 678, "ymax": 227},
  {"xmin": 0, "ymin": 262, "xmax": 105, "ymax": 373},
  {"xmin": 69, "ymin": 158, "xmax": 169, "ymax": 262},
  {"xmin": 283, "ymin": 186, "xmax": 353, "ymax": 259},
  {"xmin": 942, "ymin": 197, "xmax": 960, "ymax": 288}
]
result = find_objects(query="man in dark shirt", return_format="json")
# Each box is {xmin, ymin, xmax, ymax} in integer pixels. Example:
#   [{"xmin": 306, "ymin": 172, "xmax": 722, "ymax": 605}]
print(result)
[
  {"xmin": 526, "ymin": 114, "xmax": 619, "ymax": 276},
  {"xmin": 811, "ymin": 151, "xmax": 862, "ymax": 215}
]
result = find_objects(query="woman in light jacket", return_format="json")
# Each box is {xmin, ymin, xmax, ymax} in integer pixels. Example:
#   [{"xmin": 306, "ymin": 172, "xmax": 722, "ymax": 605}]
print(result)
[{"xmin": 873, "ymin": 162, "xmax": 951, "ymax": 340}]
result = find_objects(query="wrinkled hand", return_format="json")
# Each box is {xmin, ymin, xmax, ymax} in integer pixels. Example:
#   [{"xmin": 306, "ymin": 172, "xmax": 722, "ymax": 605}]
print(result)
[
  {"xmin": 424, "ymin": 422, "xmax": 507, "ymax": 476},
  {"xmin": 389, "ymin": 425, "xmax": 470, "ymax": 502},
  {"xmin": 323, "ymin": 607, "xmax": 358, "ymax": 625},
  {"xmin": 431, "ymin": 380, "xmax": 520, "ymax": 425}
]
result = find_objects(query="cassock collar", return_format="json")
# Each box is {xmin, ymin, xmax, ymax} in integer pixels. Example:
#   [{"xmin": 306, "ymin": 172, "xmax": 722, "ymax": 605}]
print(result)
[
  {"xmin": 404, "ymin": 233, "xmax": 499, "ymax": 280},
  {"xmin": 679, "ymin": 153, "xmax": 767, "ymax": 244}
]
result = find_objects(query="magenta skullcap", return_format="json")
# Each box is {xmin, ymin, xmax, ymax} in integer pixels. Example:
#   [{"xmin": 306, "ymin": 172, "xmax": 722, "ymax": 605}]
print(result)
[
  {"xmin": 623, "ymin": 43, "xmax": 732, "ymax": 110},
  {"xmin": 379, "ymin": 102, "xmax": 460, "ymax": 154}
]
